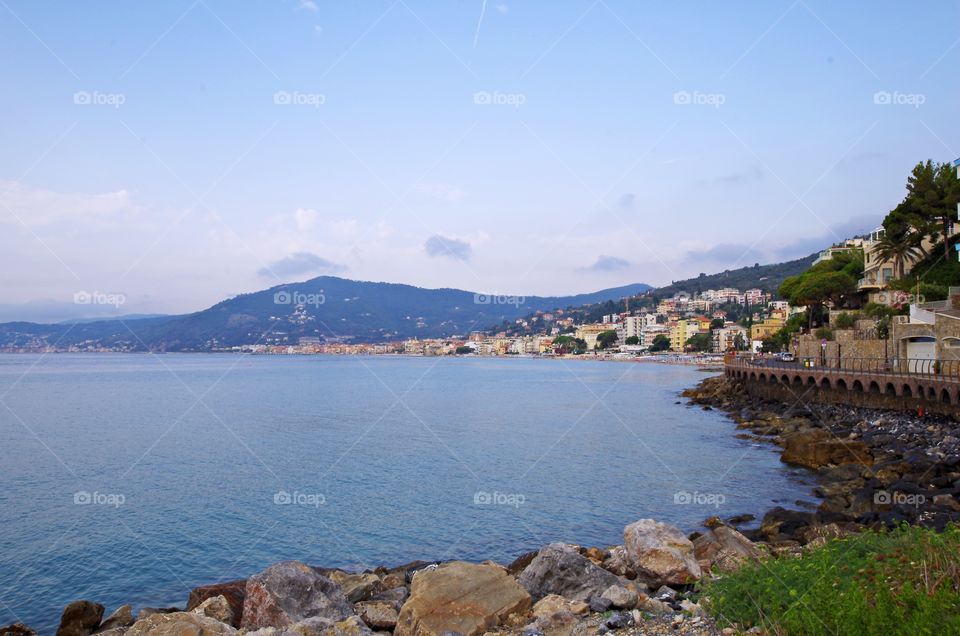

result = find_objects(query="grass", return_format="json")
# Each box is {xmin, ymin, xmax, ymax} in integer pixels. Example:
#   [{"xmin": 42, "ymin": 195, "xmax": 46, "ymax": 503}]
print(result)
[{"xmin": 702, "ymin": 524, "xmax": 960, "ymax": 635}]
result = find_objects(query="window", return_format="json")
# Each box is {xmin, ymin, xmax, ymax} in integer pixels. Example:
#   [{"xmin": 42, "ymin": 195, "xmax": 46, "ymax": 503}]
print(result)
[{"xmin": 882, "ymin": 267, "xmax": 893, "ymax": 282}]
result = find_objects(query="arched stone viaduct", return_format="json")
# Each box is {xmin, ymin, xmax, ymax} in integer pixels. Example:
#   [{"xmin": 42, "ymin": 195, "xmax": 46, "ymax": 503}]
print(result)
[{"xmin": 725, "ymin": 358, "xmax": 960, "ymax": 417}]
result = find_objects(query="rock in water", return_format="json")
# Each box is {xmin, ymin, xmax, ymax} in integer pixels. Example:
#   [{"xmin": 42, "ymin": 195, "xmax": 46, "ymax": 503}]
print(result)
[
  {"xmin": 693, "ymin": 526, "xmax": 761, "ymax": 573},
  {"xmin": 56, "ymin": 600, "xmax": 104, "ymax": 636},
  {"xmin": 623, "ymin": 520, "xmax": 701, "ymax": 586},
  {"xmin": 187, "ymin": 580, "xmax": 246, "ymax": 627},
  {"xmin": 516, "ymin": 543, "xmax": 623, "ymax": 602},
  {"xmin": 0, "ymin": 624, "xmax": 37, "ymax": 636},
  {"xmin": 126, "ymin": 612, "xmax": 237, "ymax": 635},
  {"xmin": 394, "ymin": 561, "xmax": 530, "ymax": 636},
  {"xmin": 241, "ymin": 561, "xmax": 353, "ymax": 630}
]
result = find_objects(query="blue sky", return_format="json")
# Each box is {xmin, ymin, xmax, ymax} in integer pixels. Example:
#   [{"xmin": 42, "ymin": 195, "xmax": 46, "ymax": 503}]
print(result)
[{"xmin": 1, "ymin": 0, "xmax": 958, "ymax": 320}]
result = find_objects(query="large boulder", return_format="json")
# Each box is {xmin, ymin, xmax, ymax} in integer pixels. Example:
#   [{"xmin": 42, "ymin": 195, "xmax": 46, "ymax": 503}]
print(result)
[
  {"xmin": 0, "ymin": 625, "xmax": 37, "ymax": 636},
  {"xmin": 517, "ymin": 543, "xmax": 623, "ymax": 602},
  {"xmin": 192, "ymin": 596, "xmax": 235, "ymax": 626},
  {"xmin": 328, "ymin": 573, "xmax": 381, "ymax": 603},
  {"xmin": 781, "ymin": 429, "xmax": 873, "ymax": 469},
  {"xmin": 56, "ymin": 601, "xmax": 105, "ymax": 636},
  {"xmin": 623, "ymin": 520, "xmax": 701, "ymax": 586},
  {"xmin": 126, "ymin": 612, "xmax": 237, "ymax": 635},
  {"xmin": 187, "ymin": 580, "xmax": 246, "ymax": 627},
  {"xmin": 693, "ymin": 526, "xmax": 761, "ymax": 573},
  {"xmin": 394, "ymin": 562, "xmax": 530, "ymax": 636},
  {"xmin": 353, "ymin": 601, "xmax": 398, "ymax": 631},
  {"xmin": 241, "ymin": 562, "xmax": 353, "ymax": 630},
  {"xmin": 97, "ymin": 605, "xmax": 134, "ymax": 632}
]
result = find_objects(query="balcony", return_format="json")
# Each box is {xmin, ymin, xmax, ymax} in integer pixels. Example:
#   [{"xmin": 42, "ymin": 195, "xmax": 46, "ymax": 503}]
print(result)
[{"xmin": 857, "ymin": 276, "xmax": 883, "ymax": 290}]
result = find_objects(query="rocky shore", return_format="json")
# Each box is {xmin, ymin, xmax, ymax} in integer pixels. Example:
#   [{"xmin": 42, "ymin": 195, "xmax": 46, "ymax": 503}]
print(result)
[
  {"xmin": 7, "ymin": 517, "xmax": 748, "ymax": 636},
  {"xmin": 684, "ymin": 374, "xmax": 960, "ymax": 545},
  {"xmin": 8, "ymin": 373, "xmax": 959, "ymax": 636}
]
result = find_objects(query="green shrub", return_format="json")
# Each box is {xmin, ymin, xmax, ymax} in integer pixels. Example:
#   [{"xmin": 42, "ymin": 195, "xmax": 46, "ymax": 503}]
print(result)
[{"xmin": 702, "ymin": 525, "xmax": 960, "ymax": 635}]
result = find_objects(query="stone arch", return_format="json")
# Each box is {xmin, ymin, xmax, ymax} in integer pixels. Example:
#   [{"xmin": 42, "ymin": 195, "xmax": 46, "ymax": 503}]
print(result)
[
  {"xmin": 902, "ymin": 384, "xmax": 913, "ymax": 398},
  {"xmin": 771, "ymin": 375, "xmax": 779, "ymax": 384},
  {"xmin": 793, "ymin": 375, "xmax": 803, "ymax": 386},
  {"xmin": 929, "ymin": 386, "xmax": 937, "ymax": 400},
  {"xmin": 759, "ymin": 373, "xmax": 767, "ymax": 383},
  {"xmin": 781, "ymin": 374, "xmax": 790, "ymax": 385},
  {"xmin": 868, "ymin": 381, "xmax": 881, "ymax": 394},
  {"xmin": 884, "ymin": 382, "xmax": 897, "ymax": 396},
  {"xmin": 836, "ymin": 378, "xmax": 847, "ymax": 391},
  {"xmin": 806, "ymin": 376, "xmax": 816, "ymax": 387},
  {"xmin": 750, "ymin": 372, "xmax": 757, "ymax": 381},
  {"xmin": 942, "ymin": 389, "xmax": 952, "ymax": 404},
  {"xmin": 853, "ymin": 380, "xmax": 864, "ymax": 392},
  {"xmin": 820, "ymin": 377, "xmax": 831, "ymax": 389}
]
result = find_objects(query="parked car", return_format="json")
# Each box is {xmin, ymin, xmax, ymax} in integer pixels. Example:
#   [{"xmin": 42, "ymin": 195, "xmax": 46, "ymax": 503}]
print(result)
[{"xmin": 781, "ymin": 352, "xmax": 796, "ymax": 362}]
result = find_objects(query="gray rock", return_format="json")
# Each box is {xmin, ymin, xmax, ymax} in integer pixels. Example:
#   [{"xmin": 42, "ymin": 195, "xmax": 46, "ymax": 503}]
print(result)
[
  {"xmin": 623, "ymin": 520, "xmax": 701, "ymax": 586},
  {"xmin": 517, "ymin": 543, "xmax": 623, "ymax": 602},
  {"xmin": 97, "ymin": 605, "xmax": 134, "ymax": 633},
  {"xmin": 600, "ymin": 585, "xmax": 637, "ymax": 609},
  {"xmin": 125, "ymin": 612, "xmax": 237, "ymax": 635},
  {"xmin": 241, "ymin": 561, "xmax": 353, "ymax": 630},
  {"xmin": 56, "ymin": 601, "xmax": 105, "ymax": 636},
  {"xmin": 588, "ymin": 596, "xmax": 612, "ymax": 613},
  {"xmin": 192, "ymin": 595, "xmax": 234, "ymax": 625}
]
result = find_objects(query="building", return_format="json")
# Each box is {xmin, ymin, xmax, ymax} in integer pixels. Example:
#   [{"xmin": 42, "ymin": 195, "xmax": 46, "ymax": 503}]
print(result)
[
  {"xmin": 751, "ymin": 317, "xmax": 785, "ymax": 341},
  {"xmin": 712, "ymin": 324, "xmax": 748, "ymax": 353},
  {"xmin": 669, "ymin": 319, "xmax": 702, "ymax": 351},
  {"xmin": 575, "ymin": 323, "xmax": 612, "ymax": 349},
  {"xmin": 813, "ymin": 238, "xmax": 864, "ymax": 266}
]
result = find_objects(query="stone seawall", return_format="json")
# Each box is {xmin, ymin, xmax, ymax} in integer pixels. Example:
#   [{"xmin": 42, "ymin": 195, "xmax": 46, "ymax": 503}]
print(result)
[{"xmin": 725, "ymin": 362, "xmax": 960, "ymax": 418}]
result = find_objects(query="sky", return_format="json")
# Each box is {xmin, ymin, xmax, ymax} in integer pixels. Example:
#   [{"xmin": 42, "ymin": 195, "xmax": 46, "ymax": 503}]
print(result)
[{"xmin": 1, "ymin": 0, "xmax": 958, "ymax": 321}]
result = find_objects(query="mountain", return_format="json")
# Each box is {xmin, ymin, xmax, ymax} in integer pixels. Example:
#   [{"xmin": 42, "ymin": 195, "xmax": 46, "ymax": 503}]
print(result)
[
  {"xmin": 0, "ymin": 277, "xmax": 651, "ymax": 351},
  {"xmin": 651, "ymin": 252, "xmax": 818, "ymax": 298}
]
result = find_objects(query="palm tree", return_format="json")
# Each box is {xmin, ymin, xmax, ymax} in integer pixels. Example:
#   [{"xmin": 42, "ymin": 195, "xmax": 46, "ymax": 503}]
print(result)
[{"xmin": 873, "ymin": 231, "xmax": 924, "ymax": 280}]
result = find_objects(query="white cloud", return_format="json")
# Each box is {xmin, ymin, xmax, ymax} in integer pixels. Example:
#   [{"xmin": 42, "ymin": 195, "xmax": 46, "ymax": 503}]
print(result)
[
  {"xmin": 414, "ymin": 183, "xmax": 467, "ymax": 202},
  {"xmin": 294, "ymin": 207, "xmax": 317, "ymax": 231},
  {"xmin": 297, "ymin": 0, "xmax": 318, "ymax": 11},
  {"xmin": 0, "ymin": 180, "xmax": 133, "ymax": 227},
  {"xmin": 496, "ymin": 4, "xmax": 509, "ymax": 14}
]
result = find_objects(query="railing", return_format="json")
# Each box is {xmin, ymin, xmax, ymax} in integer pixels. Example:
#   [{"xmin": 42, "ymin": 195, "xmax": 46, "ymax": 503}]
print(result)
[{"xmin": 726, "ymin": 355, "xmax": 960, "ymax": 381}]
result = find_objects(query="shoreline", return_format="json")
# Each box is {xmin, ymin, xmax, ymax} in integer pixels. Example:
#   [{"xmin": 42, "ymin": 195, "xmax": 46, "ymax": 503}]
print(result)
[{"xmin": 12, "ymin": 371, "xmax": 952, "ymax": 636}]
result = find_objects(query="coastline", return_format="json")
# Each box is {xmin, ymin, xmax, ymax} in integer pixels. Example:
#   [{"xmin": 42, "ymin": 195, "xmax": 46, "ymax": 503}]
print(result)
[{"xmin": 12, "ymin": 369, "xmax": 955, "ymax": 636}]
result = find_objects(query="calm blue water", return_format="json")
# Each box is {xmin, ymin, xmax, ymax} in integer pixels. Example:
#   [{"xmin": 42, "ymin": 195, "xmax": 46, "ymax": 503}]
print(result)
[{"xmin": 0, "ymin": 354, "xmax": 813, "ymax": 633}]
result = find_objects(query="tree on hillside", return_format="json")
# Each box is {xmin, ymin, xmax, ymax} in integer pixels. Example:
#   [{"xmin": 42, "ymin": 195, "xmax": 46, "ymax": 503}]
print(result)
[
  {"xmin": 873, "ymin": 230, "xmax": 924, "ymax": 279},
  {"xmin": 885, "ymin": 160, "xmax": 960, "ymax": 262},
  {"xmin": 625, "ymin": 335, "xmax": 639, "ymax": 345},
  {"xmin": 595, "ymin": 330, "xmax": 618, "ymax": 349},
  {"xmin": 779, "ymin": 251, "xmax": 862, "ymax": 328},
  {"xmin": 710, "ymin": 318, "xmax": 725, "ymax": 329},
  {"xmin": 649, "ymin": 334, "xmax": 671, "ymax": 352},
  {"xmin": 686, "ymin": 333, "xmax": 712, "ymax": 352}
]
